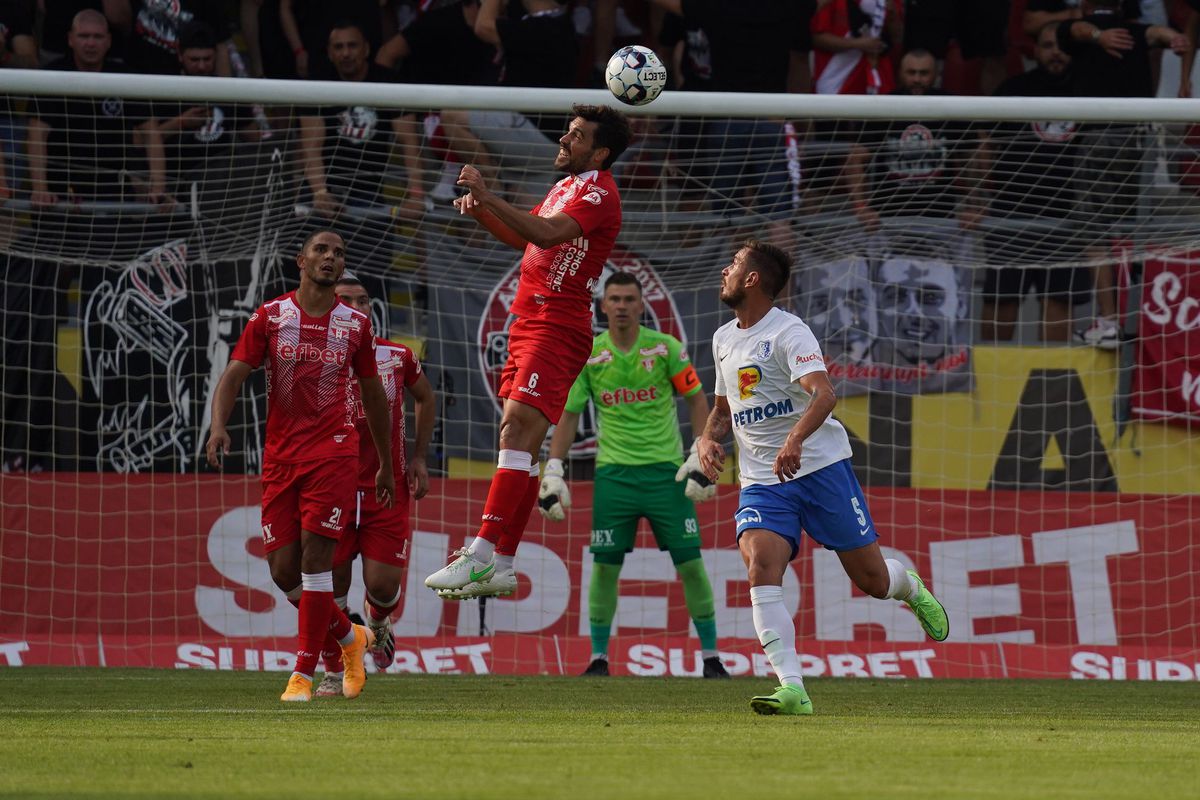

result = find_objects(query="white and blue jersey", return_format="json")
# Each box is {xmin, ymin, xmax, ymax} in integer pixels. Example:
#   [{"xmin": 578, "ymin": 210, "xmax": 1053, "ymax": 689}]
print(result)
[{"xmin": 712, "ymin": 307, "xmax": 876, "ymax": 553}]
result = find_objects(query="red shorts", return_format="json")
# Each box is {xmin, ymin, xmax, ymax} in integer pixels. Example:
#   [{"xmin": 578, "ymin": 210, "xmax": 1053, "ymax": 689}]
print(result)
[
  {"xmin": 334, "ymin": 487, "xmax": 412, "ymax": 568},
  {"xmin": 498, "ymin": 317, "xmax": 592, "ymax": 423},
  {"xmin": 259, "ymin": 457, "xmax": 357, "ymax": 554}
]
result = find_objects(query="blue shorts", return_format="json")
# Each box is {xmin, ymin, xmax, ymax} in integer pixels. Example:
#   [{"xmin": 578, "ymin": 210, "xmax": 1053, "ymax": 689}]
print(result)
[{"xmin": 734, "ymin": 459, "xmax": 878, "ymax": 558}]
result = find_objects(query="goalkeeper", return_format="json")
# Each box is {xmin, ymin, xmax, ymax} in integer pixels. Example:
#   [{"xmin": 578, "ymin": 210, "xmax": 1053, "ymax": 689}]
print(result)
[{"xmin": 541, "ymin": 271, "xmax": 729, "ymax": 679}]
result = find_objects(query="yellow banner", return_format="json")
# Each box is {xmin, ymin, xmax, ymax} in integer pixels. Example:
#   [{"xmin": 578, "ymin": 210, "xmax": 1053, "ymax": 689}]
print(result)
[{"xmin": 836, "ymin": 346, "xmax": 1200, "ymax": 493}]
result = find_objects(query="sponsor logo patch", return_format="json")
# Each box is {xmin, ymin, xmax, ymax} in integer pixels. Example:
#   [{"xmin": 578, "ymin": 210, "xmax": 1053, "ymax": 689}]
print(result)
[{"xmin": 738, "ymin": 365, "xmax": 763, "ymax": 400}]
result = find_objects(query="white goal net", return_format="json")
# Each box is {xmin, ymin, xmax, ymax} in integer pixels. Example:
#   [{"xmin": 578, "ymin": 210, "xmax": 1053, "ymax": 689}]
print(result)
[{"xmin": 1, "ymin": 73, "xmax": 1197, "ymax": 681}]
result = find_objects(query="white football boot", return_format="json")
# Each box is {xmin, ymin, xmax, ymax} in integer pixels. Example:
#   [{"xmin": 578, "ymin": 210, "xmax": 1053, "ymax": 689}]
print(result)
[
  {"xmin": 424, "ymin": 547, "xmax": 495, "ymax": 591},
  {"xmin": 437, "ymin": 568, "xmax": 517, "ymax": 600}
]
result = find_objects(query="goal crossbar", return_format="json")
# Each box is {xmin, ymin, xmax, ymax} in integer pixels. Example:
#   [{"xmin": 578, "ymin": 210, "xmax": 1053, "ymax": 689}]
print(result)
[{"xmin": 5, "ymin": 69, "xmax": 1200, "ymax": 121}]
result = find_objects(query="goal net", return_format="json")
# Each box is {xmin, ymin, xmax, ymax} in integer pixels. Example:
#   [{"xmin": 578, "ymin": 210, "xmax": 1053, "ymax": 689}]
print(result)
[{"xmin": 1, "ymin": 72, "xmax": 1197, "ymax": 681}]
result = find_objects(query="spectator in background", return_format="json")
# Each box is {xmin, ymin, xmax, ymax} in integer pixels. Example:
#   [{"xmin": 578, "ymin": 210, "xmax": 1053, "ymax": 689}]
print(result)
[
  {"xmin": 40, "ymin": 0, "xmax": 131, "ymax": 65},
  {"xmin": 847, "ymin": 49, "xmax": 985, "ymax": 231},
  {"xmin": 903, "ymin": 0, "xmax": 1011, "ymax": 95},
  {"xmin": 374, "ymin": 0, "xmax": 497, "ymax": 204},
  {"xmin": 1056, "ymin": 0, "xmax": 1186, "ymax": 348},
  {"xmin": 242, "ymin": 0, "xmax": 298, "ymax": 78},
  {"xmin": 28, "ymin": 10, "xmax": 168, "ymax": 205},
  {"xmin": 127, "ymin": 0, "xmax": 231, "ymax": 74},
  {"xmin": 588, "ymin": 0, "xmax": 646, "ymax": 86},
  {"xmin": 375, "ymin": 0, "xmax": 494, "ymax": 84},
  {"xmin": 0, "ymin": 1, "xmax": 37, "ymax": 201},
  {"xmin": 298, "ymin": 21, "xmax": 425, "ymax": 221},
  {"xmin": 157, "ymin": 22, "xmax": 256, "ymax": 196},
  {"xmin": 1, "ymin": 1, "xmax": 37, "ymax": 68},
  {"xmin": 981, "ymin": 22, "xmax": 1088, "ymax": 343},
  {"xmin": 280, "ymin": 0, "xmax": 385, "ymax": 78},
  {"xmin": 650, "ymin": 0, "xmax": 813, "ymax": 227},
  {"xmin": 656, "ymin": 9, "xmax": 710, "ymax": 211},
  {"xmin": 812, "ymin": 0, "xmax": 902, "ymax": 96},
  {"xmin": 1180, "ymin": 0, "xmax": 1200, "ymax": 97},
  {"xmin": 659, "ymin": 9, "xmax": 712, "ymax": 92},
  {"xmin": 1024, "ymin": 0, "xmax": 1139, "ymax": 37},
  {"xmin": 439, "ymin": 0, "xmax": 576, "ymax": 207},
  {"xmin": 804, "ymin": 1, "xmax": 902, "ymax": 222}
]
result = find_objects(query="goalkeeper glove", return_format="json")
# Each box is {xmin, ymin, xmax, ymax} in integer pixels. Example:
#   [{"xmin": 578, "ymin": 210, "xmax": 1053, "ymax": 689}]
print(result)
[
  {"xmin": 538, "ymin": 458, "xmax": 570, "ymax": 521},
  {"xmin": 675, "ymin": 440, "xmax": 716, "ymax": 503}
]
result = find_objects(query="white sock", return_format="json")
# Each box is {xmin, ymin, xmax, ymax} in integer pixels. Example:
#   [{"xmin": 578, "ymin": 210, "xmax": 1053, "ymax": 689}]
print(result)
[
  {"xmin": 702, "ymin": 649, "xmax": 718, "ymax": 660},
  {"xmin": 366, "ymin": 586, "xmax": 402, "ymax": 621},
  {"xmin": 750, "ymin": 585, "xmax": 804, "ymax": 688},
  {"xmin": 884, "ymin": 559, "xmax": 918, "ymax": 602},
  {"xmin": 469, "ymin": 537, "xmax": 495, "ymax": 562},
  {"xmin": 301, "ymin": 571, "xmax": 333, "ymax": 593},
  {"xmin": 494, "ymin": 553, "xmax": 514, "ymax": 571},
  {"xmin": 333, "ymin": 594, "xmax": 349, "ymax": 613},
  {"xmin": 497, "ymin": 449, "xmax": 532, "ymax": 471},
  {"xmin": 590, "ymin": 652, "xmax": 608, "ymax": 662}
]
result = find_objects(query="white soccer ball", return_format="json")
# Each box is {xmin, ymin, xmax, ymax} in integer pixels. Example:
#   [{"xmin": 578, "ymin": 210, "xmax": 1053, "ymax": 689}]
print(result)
[{"xmin": 605, "ymin": 45, "xmax": 667, "ymax": 107}]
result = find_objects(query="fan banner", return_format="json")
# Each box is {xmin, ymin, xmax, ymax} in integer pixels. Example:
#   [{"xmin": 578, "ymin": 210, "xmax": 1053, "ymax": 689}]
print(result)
[
  {"xmin": 1132, "ymin": 252, "xmax": 1200, "ymax": 425},
  {"xmin": 3, "ymin": 475, "xmax": 1197, "ymax": 679},
  {"xmin": 791, "ymin": 232, "xmax": 973, "ymax": 396}
]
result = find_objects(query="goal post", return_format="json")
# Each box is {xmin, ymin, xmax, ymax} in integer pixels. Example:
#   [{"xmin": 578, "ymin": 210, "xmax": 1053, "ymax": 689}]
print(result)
[{"xmin": 0, "ymin": 71, "xmax": 1197, "ymax": 680}]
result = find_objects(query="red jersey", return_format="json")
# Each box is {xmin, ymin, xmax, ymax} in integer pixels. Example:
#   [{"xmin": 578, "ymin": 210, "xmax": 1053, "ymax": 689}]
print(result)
[
  {"xmin": 355, "ymin": 338, "xmax": 422, "ymax": 488},
  {"xmin": 510, "ymin": 169, "xmax": 622, "ymax": 327},
  {"xmin": 812, "ymin": 0, "xmax": 896, "ymax": 96},
  {"xmin": 231, "ymin": 291, "xmax": 378, "ymax": 465}
]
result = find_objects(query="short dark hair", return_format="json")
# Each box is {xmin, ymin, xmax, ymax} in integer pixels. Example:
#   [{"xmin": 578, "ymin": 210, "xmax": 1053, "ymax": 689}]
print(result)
[
  {"xmin": 742, "ymin": 239, "xmax": 793, "ymax": 299},
  {"xmin": 571, "ymin": 104, "xmax": 633, "ymax": 170},
  {"xmin": 178, "ymin": 21, "xmax": 217, "ymax": 52},
  {"xmin": 901, "ymin": 48, "xmax": 936, "ymax": 65},
  {"xmin": 334, "ymin": 276, "xmax": 363, "ymax": 289},
  {"xmin": 328, "ymin": 19, "xmax": 367, "ymax": 42},
  {"xmin": 1036, "ymin": 21, "xmax": 1061, "ymax": 42},
  {"xmin": 603, "ymin": 271, "xmax": 642, "ymax": 294},
  {"xmin": 301, "ymin": 228, "xmax": 344, "ymax": 252}
]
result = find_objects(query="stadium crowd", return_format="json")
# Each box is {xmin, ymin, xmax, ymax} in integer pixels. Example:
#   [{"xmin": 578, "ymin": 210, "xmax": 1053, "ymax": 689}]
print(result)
[{"xmin": 2, "ymin": 0, "xmax": 1198, "ymax": 349}]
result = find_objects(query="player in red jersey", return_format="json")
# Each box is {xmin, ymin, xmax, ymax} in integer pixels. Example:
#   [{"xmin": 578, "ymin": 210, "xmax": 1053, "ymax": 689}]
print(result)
[
  {"xmin": 205, "ymin": 230, "xmax": 396, "ymax": 703},
  {"xmin": 312, "ymin": 277, "xmax": 436, "ymax": 695},
  {"xmin": 425, "ymin": 103, "xmax": 633, "ymax": 600}
]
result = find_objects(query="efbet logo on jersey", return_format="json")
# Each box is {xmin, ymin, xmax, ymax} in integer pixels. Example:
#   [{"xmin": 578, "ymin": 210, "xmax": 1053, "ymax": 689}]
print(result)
[
  {"xmin": 738, "ymin": 365, "xmax": 763, "ymax": 400},
  {"xmin": 599, "ymin": 385, "xmax": 660, "ymax": 407},
  {"xmin": 277, "ymin": 342, "xmax": 347, "ymax": 365}
]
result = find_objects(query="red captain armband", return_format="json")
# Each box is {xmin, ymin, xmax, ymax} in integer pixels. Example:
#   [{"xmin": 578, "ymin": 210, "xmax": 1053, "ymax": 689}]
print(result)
[{"xmin": 671, "ymin": 364, "xmax": 701, "ymax": 395}]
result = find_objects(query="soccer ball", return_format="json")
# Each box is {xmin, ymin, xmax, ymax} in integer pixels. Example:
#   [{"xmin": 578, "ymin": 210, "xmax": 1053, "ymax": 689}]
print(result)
[{"xmin": 605, "ymin": 45, "xmax": 667, "ymax": 106}]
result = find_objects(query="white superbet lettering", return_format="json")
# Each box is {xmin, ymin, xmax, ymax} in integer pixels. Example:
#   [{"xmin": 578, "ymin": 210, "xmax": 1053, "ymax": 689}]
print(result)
[
  {"xmin": 1071, "ymin": 651, "xmax": 1199, "ymax": 681},
  {"xmin": 0, "ymin": 641, "xmax": 30, "ymax": 666},
  {"xmin": 624, "ymin": 645, "xmax": 935, "ymax": 678}
]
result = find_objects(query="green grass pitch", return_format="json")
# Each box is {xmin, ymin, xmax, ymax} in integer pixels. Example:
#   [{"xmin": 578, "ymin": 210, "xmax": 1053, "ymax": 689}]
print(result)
[{"xmin": 1, "ymin": 668, "xmax": 1196, "ymax": 799}]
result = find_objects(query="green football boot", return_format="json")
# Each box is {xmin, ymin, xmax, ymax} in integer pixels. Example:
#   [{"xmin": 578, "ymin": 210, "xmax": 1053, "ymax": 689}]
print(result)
[
  {"xmin": 905, "ymin": 570, "xmax": 949, "ymax": 642},
  {"xmin": 749, "ymin": 684, "xmax": 813, "ymax": 716}
]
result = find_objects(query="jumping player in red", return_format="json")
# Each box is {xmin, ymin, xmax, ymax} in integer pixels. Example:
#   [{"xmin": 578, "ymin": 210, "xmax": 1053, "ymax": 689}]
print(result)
[
  {"xmin": 425, "ymin": 104, "xmax": 633, "ymax": 599},
  {"xmin": 205, "ymin": 229, "xmax": 395, "ymax": 702},
  {"xmin": 312, "ymin": 277, "xmax": 436, "ymax": 695}
]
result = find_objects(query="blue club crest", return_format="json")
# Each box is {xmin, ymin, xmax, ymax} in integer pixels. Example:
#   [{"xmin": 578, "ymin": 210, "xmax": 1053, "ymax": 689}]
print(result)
[{"xmin": 753, "ymin": 340, "xmax": 772, "ymax": 362}]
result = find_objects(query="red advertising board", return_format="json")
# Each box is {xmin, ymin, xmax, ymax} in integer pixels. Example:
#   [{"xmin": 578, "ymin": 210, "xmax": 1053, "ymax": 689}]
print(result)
[
  {"xmin": 1133, "ymin": 252, "xmax": 1200, "ymax": 424},
  {"xmin": 2, "ymin": 475, "xmax": 1197, "ymax": 680}
]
